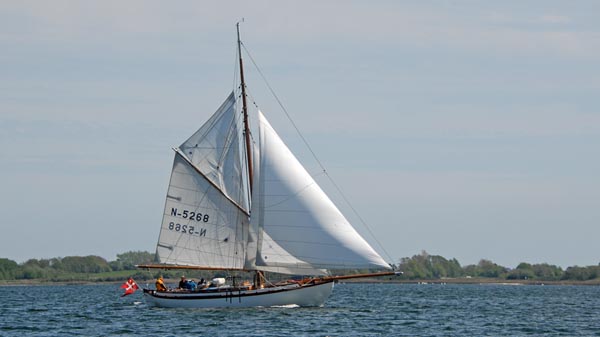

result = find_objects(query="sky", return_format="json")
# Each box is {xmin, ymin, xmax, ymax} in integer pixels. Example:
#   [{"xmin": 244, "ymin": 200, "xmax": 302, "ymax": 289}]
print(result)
[{"xmin": 1, "ymin": 1, "xmax": 599, "ymax": 268}]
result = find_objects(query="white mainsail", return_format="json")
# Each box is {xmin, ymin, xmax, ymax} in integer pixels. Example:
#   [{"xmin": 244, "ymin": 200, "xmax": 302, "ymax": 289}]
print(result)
[{"xmin": 156, "ymin": 93, "xmax": 250, "ymax": 269}]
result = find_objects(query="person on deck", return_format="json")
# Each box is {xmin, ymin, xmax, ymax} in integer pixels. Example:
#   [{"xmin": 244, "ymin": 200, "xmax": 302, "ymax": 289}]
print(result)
[
  {"xmin": 186, "ymin": 279, "xmax": 197, "ymax": 291},
  {"xmin": 155, "ymin": 276, "xmax": 167, "ymax": 292},
  {"xmin": 178, "ymin": 276, "xmax": 186, "ymax": 289}
]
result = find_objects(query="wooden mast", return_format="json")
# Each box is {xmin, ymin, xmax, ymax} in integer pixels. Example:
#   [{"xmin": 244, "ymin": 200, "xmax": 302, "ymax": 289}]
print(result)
[
  {"xmin": 237, "ymin": 22, "xmax": 253, "ymax": 193},
  {"xmin": 237, "ymin": 22, "xmax": 265, "ymax": 288}
]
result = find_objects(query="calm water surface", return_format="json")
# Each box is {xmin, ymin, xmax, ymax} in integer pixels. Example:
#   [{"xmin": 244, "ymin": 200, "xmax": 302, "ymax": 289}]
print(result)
[{"xmin": 1, "ymin": 283, "xmax": 599, "ymax": 336}]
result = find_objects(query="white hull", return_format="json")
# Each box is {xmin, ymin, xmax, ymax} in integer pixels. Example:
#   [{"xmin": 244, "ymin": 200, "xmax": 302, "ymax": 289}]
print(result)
[{"xmin": 142, "ymin": 281, "xmax": 334, "ymax": 308}]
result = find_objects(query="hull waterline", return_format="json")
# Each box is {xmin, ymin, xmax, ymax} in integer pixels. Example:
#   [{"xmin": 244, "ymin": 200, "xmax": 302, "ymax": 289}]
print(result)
[{"xmin": 142, "ymin": 281, "xmax": 334, "ymax": 308}]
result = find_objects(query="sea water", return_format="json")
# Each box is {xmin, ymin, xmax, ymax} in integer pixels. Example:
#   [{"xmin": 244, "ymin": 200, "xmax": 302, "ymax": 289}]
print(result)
[{"xmin": 1, "ymin": 283, "xmax": 599, "ymax": 336}]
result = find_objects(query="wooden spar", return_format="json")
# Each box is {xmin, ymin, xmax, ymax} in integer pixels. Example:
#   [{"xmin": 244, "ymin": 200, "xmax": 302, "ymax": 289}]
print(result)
[
  {"xmin": 236, "ymin": 23, "xmax": 263, "ymax": 290},
  {"xmin": 237, "ymin": 22, "xmax": 253, "ymax": 193},
  {"xmin": 319, "ymin": 271, "xmax": 400, "ymax": 282},
  {"xmin": 136, "ymin": 265, "xmax": 398, "ymax": 278},
  {"xmin": 136, "ymin": 264, "xmax": 248, "ymax": 272},
  {"xmin": 173, "ymin": 149, "xmax": 249, "ymax": 216}
]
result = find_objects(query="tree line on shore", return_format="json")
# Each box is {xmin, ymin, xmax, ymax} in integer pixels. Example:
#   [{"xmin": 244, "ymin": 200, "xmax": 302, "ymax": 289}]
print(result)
[
  {"xmin": 396, "ymin": 251, "xmax": 600, "ymax": 282},
  {"xmin": 1, "ymin": 250, "xmax": 599, "ymax": 282},
  {"xmin": 0, "ymin": 251, "xmax": 157, "ymax": 282}
]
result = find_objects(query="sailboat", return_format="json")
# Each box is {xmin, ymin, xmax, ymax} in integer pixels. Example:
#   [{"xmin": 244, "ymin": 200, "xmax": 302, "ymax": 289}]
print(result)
[{"xmin": 138, "ymin": 25, "xmax": 396, "ymax": 308}]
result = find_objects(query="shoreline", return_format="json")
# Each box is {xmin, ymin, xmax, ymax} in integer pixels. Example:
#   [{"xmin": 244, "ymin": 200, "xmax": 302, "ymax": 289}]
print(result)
[
  {"xmin": 0, "ymin": 277, "xmax": 181, "ymax": 287},
  {"xmin": 2, "ymin": 277, "xmax": 599, "ymax": 287},
  {"xmin": 341, "ymin": 277, "xmax": 600, "ymax": 286}
]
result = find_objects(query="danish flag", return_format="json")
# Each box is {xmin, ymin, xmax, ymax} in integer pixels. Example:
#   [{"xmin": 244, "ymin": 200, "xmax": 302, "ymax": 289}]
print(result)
[{"xmin": 120, "ymin": 278, "xmax": 139, "ymax": 297}]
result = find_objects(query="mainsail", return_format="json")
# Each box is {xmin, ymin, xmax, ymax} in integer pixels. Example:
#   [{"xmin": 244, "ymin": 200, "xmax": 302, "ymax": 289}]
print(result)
[{"xmin": 156, "ymin": 92, "xmax": 250, "ymax": 269}]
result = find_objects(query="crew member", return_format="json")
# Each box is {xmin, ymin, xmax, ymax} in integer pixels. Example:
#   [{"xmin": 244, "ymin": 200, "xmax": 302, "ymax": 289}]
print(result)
[{"xmin": 155, "ymin": 276, "xmax": 167, "ymax": 292}]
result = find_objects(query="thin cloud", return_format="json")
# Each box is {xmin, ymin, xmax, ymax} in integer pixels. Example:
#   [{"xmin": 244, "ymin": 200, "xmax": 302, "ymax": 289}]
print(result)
[{"xmin": 539, "ymin": 14, "xmax": 572, "ymax": 24}]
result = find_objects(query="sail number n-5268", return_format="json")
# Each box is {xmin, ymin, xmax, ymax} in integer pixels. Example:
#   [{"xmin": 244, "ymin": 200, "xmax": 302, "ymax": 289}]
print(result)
[
  {"xmin": 168, "ymin": 222, "xmax": 206, "ymax": 237},
  {"xmin": 170, "ymin": 208, "xmax": 210, "ymax": 222}
]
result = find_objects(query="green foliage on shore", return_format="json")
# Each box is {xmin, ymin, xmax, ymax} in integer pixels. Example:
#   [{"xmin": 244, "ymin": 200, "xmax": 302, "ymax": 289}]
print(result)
[
  {"xmin": 397, "ymin": 251, "xmax": 600, "ymax": 282},
  {"xmin": 0, "ymin": 251, "xmax": 156, "ymax": 282},
  {"xmin": 1, "ymin": 250, "xmax": 599, "ymax": 283},
  {"xmin": 0, "ymin": 251, "xmax": 236, "ymax": 284}
]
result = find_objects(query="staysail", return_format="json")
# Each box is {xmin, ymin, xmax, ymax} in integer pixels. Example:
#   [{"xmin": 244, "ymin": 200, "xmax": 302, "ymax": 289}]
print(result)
[
  {"xmin": 250, "ymin": 111, "xmax": 391, "ymax": 274},
  {"xmin": 156, "ymin": 92, "xmax": 250, "ymax": 269}
]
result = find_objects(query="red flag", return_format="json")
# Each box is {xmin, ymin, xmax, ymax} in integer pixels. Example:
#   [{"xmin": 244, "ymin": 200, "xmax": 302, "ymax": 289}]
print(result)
[{"xmin": 120, "ymin": 278, "xmax": 139, "ymax": 297}]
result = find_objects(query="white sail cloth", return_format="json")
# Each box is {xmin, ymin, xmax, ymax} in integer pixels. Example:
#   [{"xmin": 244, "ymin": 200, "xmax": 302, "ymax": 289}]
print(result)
[
  {"xmin": 155, "ymin": 93, "xmax": 390, "ymax": 273},
  {"xmin": 156, "ymin": 93, "xmax": 249, "ymax": 269},
  {"xmin": 177, "ymin": 92, "xmax": 249, "ymax": 212},
  {"xmin": 251, "ymin": 111, "xmax": 391, "ymax": 272}
]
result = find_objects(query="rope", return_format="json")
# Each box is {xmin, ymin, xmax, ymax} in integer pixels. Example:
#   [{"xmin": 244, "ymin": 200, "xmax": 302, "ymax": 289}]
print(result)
[{"xmin": 241, "ymin": 42, "xmax": 327, "ymax": 171}]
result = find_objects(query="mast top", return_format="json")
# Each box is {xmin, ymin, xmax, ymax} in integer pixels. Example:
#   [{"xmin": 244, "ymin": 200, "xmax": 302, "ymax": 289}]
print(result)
[{"xmin": 237, "ymin": 22, "xmax": 253, "ymax": 194}]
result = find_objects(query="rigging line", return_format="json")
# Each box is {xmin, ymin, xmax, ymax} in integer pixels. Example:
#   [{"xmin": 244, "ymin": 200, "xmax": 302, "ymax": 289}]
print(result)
[
  {"xmin": 239, "ymin": 86, "xmax": 259, "ymax": 148},
  {"xmin": 241, "ymin": 42, "xmax": 327, "ymax": 172},
  {"xmin": 240, "ymin": 42, "xmax": 395, "ymax": 265},
  {"xmin": 232, "ymin": 34, "xmax": 240, "ymax": 95},
  {"xmin": 230, "ymin": 105, "xmax": 252, "ymax": 265},
  {"xmin": 321, "ymin": 175, "xmax": 395, "ymax": 265},
  {"xmin": 234, "ymin": 92, "xmax": 253, "ymax": 206},
  {"xmin": 262, "ymin": 180, "xmax": 317, "ymax": 209}
]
